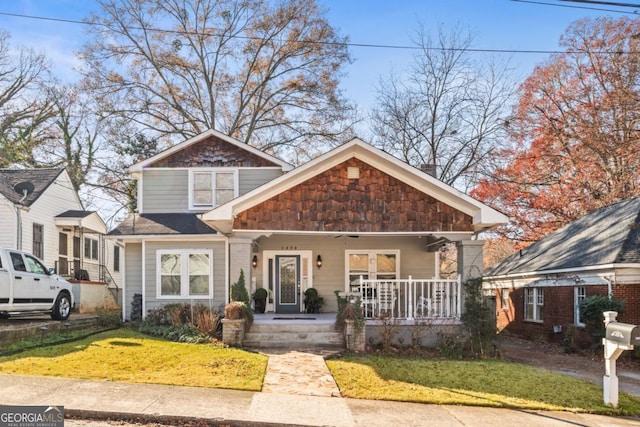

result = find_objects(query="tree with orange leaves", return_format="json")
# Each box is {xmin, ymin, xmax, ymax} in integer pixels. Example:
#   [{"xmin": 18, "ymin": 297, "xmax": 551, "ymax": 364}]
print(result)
[{"xmin": 473, "ymin": 16, "xmax": 640, "ymax": 246}]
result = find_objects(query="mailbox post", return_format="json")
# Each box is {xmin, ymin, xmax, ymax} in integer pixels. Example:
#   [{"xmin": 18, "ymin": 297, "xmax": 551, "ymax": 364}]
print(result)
[{"xmin": 602, "ymin": 311, "xmax": 640, "ymax": 407}]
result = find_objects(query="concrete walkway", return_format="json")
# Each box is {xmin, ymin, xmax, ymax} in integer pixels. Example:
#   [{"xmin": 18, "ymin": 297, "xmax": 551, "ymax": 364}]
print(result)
[{"xmin": 260, "ymin": 348, "xmax": 342, "ymax": 397}]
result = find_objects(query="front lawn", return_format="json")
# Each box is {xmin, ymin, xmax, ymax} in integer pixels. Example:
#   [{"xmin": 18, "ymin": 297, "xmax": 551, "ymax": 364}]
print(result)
[
  {"xmin": 0, "ymin": 328, "xmax": 267, "ymax": 391},
  {"xmin": 327, "ymin": 355, "xmax": 640, "ymax": 416}
]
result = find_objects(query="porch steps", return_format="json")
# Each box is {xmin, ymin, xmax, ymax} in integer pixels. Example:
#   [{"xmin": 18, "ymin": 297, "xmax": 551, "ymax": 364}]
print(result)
[{"xmin": 244, "ymin": 319, "xmax": 344, "ymax": 349}]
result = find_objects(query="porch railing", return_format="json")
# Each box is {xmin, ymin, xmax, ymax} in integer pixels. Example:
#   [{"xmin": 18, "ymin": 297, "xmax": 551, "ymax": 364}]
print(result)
[{"xmin": 353, "ymin": 276, "xmax": 462, "ymax": 320}]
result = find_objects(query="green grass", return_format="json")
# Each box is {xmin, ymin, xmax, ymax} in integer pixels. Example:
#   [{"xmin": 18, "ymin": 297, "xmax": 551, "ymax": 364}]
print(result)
[
  {"xmin": 0, "ymin": 328, "xmax": 267, "ymax": 391},
  {"xmin": 327, "ymin": 355, "xmax": 640, "ymax": 416}
]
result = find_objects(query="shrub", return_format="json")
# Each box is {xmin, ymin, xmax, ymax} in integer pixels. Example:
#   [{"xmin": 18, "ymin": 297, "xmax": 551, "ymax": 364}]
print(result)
[
  {"xmin": 140, "ymin": 303, "xmax": 221, "ymax": 342},
  {"xmin": 230, "ymin": 269, "xmax": 250, "ymax": 303},
  {"xmin": 579, "ymin": 295, "xmax": 625, "ymax": 341},
  {"xmin": 303, "ymin": 288, "xmax": 324, "ymax": 313},
  {"xmin": 460, "ymin": 277, "xmax": 495, "ymax": 358},
  {"xmin": 224, "ymin": 301, "xmax": 254, "ymax": 331}
]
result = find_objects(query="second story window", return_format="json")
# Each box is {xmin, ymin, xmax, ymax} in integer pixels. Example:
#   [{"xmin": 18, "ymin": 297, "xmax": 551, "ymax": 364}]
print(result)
[{"xmin": 189, "ymin": 169, "xmax": 237, "ymax": 210}]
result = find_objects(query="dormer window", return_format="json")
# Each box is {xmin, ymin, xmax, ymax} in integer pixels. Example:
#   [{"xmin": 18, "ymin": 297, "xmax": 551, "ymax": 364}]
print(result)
[{"xmin": 189, "ymin": 169, "xmax": 238, "ymax": 210}]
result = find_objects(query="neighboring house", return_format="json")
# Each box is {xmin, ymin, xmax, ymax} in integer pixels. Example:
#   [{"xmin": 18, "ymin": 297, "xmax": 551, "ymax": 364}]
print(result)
[
  {"xmin": 483, "ymin": 197, "xmax": 640, "ymax": 345},
  {"xmin": 109, "ymin": 129, "xmax": 508, "ymax": 322},
  {"xmin": 0, "ymin": 168, "xmax": 121, "ymax": 311}
]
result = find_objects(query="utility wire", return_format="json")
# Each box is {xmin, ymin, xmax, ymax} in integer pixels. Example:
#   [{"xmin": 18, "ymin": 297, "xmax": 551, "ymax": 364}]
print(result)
[
  {"xmin": 511, "ymin": 0, "xmax": 640, "ymax": 13},
  {"xmin": 0, "ymin": 10, "xmax": 637, "ymax": 55}
]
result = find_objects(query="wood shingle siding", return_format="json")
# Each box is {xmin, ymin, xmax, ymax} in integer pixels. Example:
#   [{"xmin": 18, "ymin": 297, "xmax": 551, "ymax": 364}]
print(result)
[
  {"xmin": 150, "ymin": 135, "xmax": 279, "ymax": 168},
  {"xmin": 234, "ymin": 158, "xmax": 473, "ymax": 232}
]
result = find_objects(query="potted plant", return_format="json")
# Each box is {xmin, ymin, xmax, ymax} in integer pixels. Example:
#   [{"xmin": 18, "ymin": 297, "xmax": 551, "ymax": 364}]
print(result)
[
  {"xmin": 303, "ymin": 288, "xmax": 324, "ymax": 313},
  {"xmin": 253, "ymin": 288, "xmax": 268, "ymax": 313}
]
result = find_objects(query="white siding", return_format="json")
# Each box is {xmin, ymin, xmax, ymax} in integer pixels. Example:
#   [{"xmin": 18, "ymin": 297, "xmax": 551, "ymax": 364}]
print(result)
[
  {"xmin": 143, "ymin": 240, "xmax": 227, "ymax": 314},
  {"xmin": 255, "ymin": 235, "xmax": 438, "ymax": 312},
  {"xmin": 239, "ymin": 169, "xmax": 283, "ymax": 195},
  {"xmin": 0, "ymin": 198, "xmax": 15, "ymax": 248},
  {"xmin": 141, "ymin": 169, "xmax": 189, "ymax": 213},
  {"xmin": 21, "ymin": 172, "xmax": 83, "ymax": 268}
]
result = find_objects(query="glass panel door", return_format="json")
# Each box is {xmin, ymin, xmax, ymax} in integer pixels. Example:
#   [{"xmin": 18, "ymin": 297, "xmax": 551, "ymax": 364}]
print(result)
[{"xmin": 275, "ymin": 255, "xmax": 300, "ymax": 313}]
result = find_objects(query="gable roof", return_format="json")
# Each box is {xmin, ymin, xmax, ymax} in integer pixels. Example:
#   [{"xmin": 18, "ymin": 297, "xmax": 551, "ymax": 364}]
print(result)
[
  {"xmin": 202, "ymin": 137, "xmax": 508, "ymax": 234},
  {"xmin": 0, "ymin": 168, "xmax": 66, "ymax": 207},
  {"xmin": 55, "ymin": 210, "xmax": 107, "ymax": 234},
  {"xmin": 128, "ymin": 129, "xmax": 293, "ymax": 173},
  {"xmin": 484, "ymin": 197, "xmax": 640, "ymax": 278}
]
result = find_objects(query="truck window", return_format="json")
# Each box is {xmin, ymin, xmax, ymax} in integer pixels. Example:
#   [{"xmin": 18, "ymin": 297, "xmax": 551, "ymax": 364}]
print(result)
[
  {"xmin": 25, "ymin": 255, "xmax": 47, "ymax": 275},
  {"xmin": 10, "ymin": 253, "xmax": 27, "ymax": 272}
]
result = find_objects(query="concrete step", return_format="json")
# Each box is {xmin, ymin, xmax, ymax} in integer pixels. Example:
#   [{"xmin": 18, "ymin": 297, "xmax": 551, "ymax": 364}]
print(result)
[
  {"xmin": 244, "ymin": 331, "xmax": 344, "ymax": 348},
  {"xmin": 249, "ymin": 323, "xmax": 337, "ymax": 333}
]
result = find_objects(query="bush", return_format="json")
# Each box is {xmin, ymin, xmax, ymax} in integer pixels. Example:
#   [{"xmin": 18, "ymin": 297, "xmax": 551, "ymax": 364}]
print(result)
[
  {"xmin": 460, "ymin": 277, "xmax": 495, "ymax": 358},
  {"xmin": 224, "ymin": 301, "xmax": 254, "ymax": 332},
  {"xmin": 579, "ymin": 295, "xmax": 625, "ymax": 341},
  {"xmin": 140, "ymin": 303, "xmax": 221, "ymax": 342},
  {"xmin": 303, "ymin": 288, "xmax": 324, "ymax": 313},
  {"xmin": 230, "ymin": 269, "xmax": 250, "ymax": 303}
]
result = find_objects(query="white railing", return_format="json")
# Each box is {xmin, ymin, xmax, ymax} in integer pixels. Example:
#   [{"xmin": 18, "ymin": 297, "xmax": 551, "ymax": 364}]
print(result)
[{"xmin": 353, "ymin": 275, "xmax": 462, "ymax": 320}]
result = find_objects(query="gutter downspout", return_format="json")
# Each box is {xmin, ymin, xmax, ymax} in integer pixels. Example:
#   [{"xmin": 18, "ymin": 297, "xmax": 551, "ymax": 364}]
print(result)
[
  {"xmin": 15, "ymin": 189, "xmax": 29, "ymax": 250},
  {"xmin": 604, "ymin": 277, "xmax": 613, "ymax": 300}
]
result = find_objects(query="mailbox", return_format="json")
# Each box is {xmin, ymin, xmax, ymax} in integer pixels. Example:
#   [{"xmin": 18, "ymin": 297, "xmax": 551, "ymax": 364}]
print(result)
[{"xmin": 605, "ymin": 322, "xmax": 640, "ymax": 346}]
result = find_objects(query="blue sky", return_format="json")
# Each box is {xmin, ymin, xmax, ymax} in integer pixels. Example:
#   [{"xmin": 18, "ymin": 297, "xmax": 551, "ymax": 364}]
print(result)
[{"xmin": 0, "ymin": 1, "xmax": 625, "ymax": 117}]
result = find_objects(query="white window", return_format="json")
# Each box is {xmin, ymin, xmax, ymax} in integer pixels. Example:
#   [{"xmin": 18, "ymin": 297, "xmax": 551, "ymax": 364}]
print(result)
[
  {"xmin": 346, "ymin": 250, "xmax": 399, "ymax": 290},
  {"xmin": 84, "ymin": 237, "xmax": 99, "ymax": 260},
  {"xmin": 575, "ymin": 286, "xmax": 586, "ymax": 326},
  {"xmin": 501, "ymin": 288, "xmax": 510, "ymax": 310},
  {"xmin": 188, "ymin": 169, "xmax": 238, "ymax": 210},
  {"xmin": 157, "ymin": 249, "xmax": 213, "ymax": 298},
  {"xmin": 524, "ymin": 288, "xmax": 544, "ymax": 322}
]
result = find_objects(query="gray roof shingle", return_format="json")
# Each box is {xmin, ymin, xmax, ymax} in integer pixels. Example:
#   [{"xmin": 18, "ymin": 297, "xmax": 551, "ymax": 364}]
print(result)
[
  {"xmin": 0, "ymin": 168, "xmax": 66, "ymax": 206},
  {"xmin": 485, "ymin": 197, "xmax": 640, "ymax": 277},
  {"xmin": 108, "ymin": 213, "xmax": 218, "ymax": 236}
]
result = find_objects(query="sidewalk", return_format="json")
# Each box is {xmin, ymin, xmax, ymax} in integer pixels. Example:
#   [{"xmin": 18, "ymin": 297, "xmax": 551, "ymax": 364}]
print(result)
[{"xmin": 1, "ymin": 371, "xmax": 640, "ymax": 426}]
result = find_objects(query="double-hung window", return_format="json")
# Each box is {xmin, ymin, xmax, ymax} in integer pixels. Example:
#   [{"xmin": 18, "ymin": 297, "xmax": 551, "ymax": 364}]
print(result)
[
  {"xmin": 157, "ymin": 249, "xmax": 213, "ymax": 298},
  {"xmin": 501, "ymin": 288, "xmax": 510, "ymax": 310},
  {"xmin": 189, "ymin": 169, "xmax": 237, "ymax": 210},
  {"xmin": 524, "ymin": 288, "xmax": 544, "ymax": 322},
  {"xmin": 84, "ymin": 237, "xmax": 99, "ymax": 260},
  {"xmin": 32, "ymin": 223, "xmax": 44, "ymax": 259}
]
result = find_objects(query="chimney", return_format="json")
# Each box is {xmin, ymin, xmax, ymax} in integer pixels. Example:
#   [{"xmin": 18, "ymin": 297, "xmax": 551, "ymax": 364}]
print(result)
[{"xmin": 420, "ymin": 164, "xmax": 437, "ymax": 177}]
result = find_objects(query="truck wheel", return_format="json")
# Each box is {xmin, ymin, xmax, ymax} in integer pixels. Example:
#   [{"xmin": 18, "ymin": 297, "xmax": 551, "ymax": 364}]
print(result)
[{"xmin": 51, "ymin": 293, "xmax": 71, "ymax": 320}]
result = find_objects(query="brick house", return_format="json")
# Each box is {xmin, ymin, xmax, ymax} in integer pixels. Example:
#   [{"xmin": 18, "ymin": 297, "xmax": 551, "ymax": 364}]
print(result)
[
  {"xmin": 109, "ymin": 129, "xmax": 507, "ymax": 326},
  {"xmin": 483, "ymin": 198, "xmax": 640, "ymax": 345}
]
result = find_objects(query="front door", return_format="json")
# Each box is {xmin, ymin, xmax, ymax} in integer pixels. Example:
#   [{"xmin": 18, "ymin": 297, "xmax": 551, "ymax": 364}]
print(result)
[{"xmin": 275, "ymin": 255, "xmax": 300, "ymax": 313}]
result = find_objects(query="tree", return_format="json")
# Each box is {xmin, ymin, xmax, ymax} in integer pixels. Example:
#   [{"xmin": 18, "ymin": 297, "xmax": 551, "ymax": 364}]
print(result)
[
  {"xmin": 472, "ymin": 16, "xmax": 640, "ymax": 245},
  {"xmin": 0, "ymin": 31, "xmax": 55, "ymax": 166},
  {"xmin": 370, "ymin": 24, "xmax": 515, "ymax": 190},
  {"xmin": 81, "ymin": 0, "xmax": 357, "ymax": 163}
]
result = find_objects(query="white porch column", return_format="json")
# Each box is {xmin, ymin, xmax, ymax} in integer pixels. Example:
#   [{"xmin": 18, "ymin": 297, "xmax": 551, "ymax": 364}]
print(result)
[
  {"xmin": 229, "ymin": 238, "xmax": 253, "ymax": 300},
  {"xmin": 456, "ymin": 239, "xmax": 485, "ymax": 283}
]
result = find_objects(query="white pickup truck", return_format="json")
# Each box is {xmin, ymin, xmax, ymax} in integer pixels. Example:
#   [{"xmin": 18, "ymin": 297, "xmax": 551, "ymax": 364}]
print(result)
[{"xmin": 0, "ymin": 248, "xmax": 74, "ymax": 320}]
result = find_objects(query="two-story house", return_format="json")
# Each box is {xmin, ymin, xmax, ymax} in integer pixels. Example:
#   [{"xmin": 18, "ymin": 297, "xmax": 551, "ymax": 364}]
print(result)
[
  {"xmin": 109, "ymin": 129, "xmax": 507, "ymax": 324},
  {"xmin": 0, "ymin": 168, "xmax": 122, "ymax": 312}
]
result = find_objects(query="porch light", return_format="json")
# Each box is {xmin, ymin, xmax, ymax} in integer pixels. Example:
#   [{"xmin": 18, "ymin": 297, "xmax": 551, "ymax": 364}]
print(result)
[
  {"xmin": 316, "ymin": 255, "xmax": 322, "ymax": 268},
  {"xmin": 252, "ymin": 255, "xmax": 258, "ymax": 268}
]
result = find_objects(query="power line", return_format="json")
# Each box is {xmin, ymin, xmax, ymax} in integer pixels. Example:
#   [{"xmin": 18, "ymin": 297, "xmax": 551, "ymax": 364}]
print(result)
[
  {"xmin": 0, "ymin": 10, "xmax": 636, "ymax": 56},
  {"xmin": 511, "ymin": 0, "xmax": 640, "ymax": 13}
]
